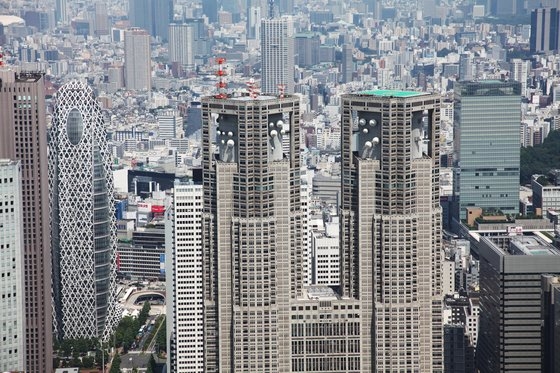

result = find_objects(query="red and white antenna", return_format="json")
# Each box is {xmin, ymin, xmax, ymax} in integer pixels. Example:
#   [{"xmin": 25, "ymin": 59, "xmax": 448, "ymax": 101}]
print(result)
[
  {"xmin": 246, "ymin": 78, "xmax": 255, "ymax": 97},
  {"xmin": 277, "ymin": 84, "xmax": 285, "ymax": 98},
  {"xmin": 246, "ymin": 78, "xmax": 260, "ymax": 99},
  {"xmin": 215, "ymin": 57, "xmax": 227, "ymax": 99}
]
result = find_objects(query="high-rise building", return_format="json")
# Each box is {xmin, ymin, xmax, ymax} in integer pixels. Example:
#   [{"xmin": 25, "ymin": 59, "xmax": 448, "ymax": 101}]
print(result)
[
  {"xmin": 247, "ymin": 6, "xmax": 262, "ymax": 40},
  {"xmin": 459, "ymin": 53, "xmax": 473, "ymax": 81},
  {"xmin": 55, "ymin": 0, "xmax": 68, "ymax": 25},
  {"xmin": 93, "ymin": 2, "xmax": 110, "ymax": 35},
  {"xmin": 277, "ymin": 0, "xmax": 294, "ymax": 14},
  {"xmin": 363, "ymin": 0, "xmax": 380, "ymax": 18},
  {"xmin": 49, "ymin": 80, "xmax": 119, "ymax": 340},
  {"xmin": 340, "ymin": 90, "xmax": 443, "ymax": 371},
  {"xmin": 128, "ymin": 0, "xmax": 173, "ymax": 41},
  {"xmin": 489, "ymin": 0, "xmax": 525, "ymax": 17},
  {"xmin": 260, "ymin": 17, "xmax": 295, "ymax": 95},
  {"xmin": 157, "ymin": 110, "xmax": 182, "ymax": 140},
  {"xmin": 452, "ymin": 80, "xmax": 521, "ymax": 221},
  {"xmin": 530, "ymin": 7, "xmax": 560, "ymax": 53},
  {"xmin": 0, "ymin": 70, "xmax": 53, "ymax": 373},
  {"xmin": 542, "ymin": 274, "xmax": 560, "ymax": 373},
  {"xmin": 168, "ymin": 24, "xmax": 194, "ymax": 70},
  {"xmin": 194, "ymin": 89, "xmax": 443, "ymax": 372},
  {"xmin": 0, "ymin": 159, "xmax": 25, "ymax": 372},
  {"xmin": 202, "ymin": 0, "xmax": 218, "ymax": 23},
  {"xmin": 201, "ymin": 94, "xmax": 302, "ymax": 372},
  {"xmin": 294, "ymin": 32, "xmax": 320, "ymax": 68},
  {"xmin": 476, "ymin": 235, "xmax": 560, "ymax": 373},
  {"xmin": 443, "ymin": 325, "xmax": 469, "ymax": 373},
  {"xmin": 124, "ymin": 28, "xmax": 151, "ymax": 91},
  {"xmin": 341, "ymin": 43, "xmax": 353, "ymax": 83},
  {"xmin": 166, "ymin": 179, "xmax": 204, "ymax": 373},
  {"xmin": 310, "ymin": 228, "xmax": 339, "ymax": 286},
  {"xmin": 511, "ymin": 58, "xmax": 530, "ymax": 97}
]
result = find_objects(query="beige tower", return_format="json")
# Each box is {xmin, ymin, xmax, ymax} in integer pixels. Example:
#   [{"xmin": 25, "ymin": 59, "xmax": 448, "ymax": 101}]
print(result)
[
  {"xmin": 0, "ymin": 70, "xmax": 53, "ymax": 373},
  {"xmin": 202, "ymin": 94, "xmax": 302, "ymax": 373},
  {"xmin": 124, "ymin": 28, "xmax": 151, "ymax": 91},
  {"xmin": 340, "ymin": 90, "xmax": 443, "ymax": 372}
]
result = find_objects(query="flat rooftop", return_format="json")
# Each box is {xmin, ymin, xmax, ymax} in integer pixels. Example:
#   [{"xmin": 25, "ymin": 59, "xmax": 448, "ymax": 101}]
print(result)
[
  {"xmin": 303, "ymin": 286, "xmax": 340, "ymax": 300},
  {"xmin": 230, "ymin": 95, "xmax": 278, "ymax": 101},
  {"xmin": 358, "ymin": 89, "xmax": 429, "ymax": 98},
  {"xmin": 510, "ymin": 236, "xmax": 560, "ymax": 256}
]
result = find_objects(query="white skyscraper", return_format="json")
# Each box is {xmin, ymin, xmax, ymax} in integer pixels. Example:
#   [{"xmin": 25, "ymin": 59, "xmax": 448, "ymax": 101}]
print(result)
[
  {"xmin": 158, "ymin": 110, "xmax": 182, "ymax": 140},
  {"xmin": 511, "ymin": 58, "xmax": 531, "ymax": 97},
  {"xmin": 49, "ymin": 81, "xmax": 119, "ymax": 341},
  {"xmin": 166, "ymin": 179, "xmax": 203, "ymax": 373},
  {"xmin": 0, "ymin": 160, "xmax": 25, "ymax": 371},
  {"xmin": 124, "ymin": 28, "xmax": 152, "ymax": 91},
  {"xmin": 260, "ymin": 17, "xmax": 295, "ymax": 95},
  {"xmin": 168, "ymin": 23, "xmax": 195, "ymax": 70}
]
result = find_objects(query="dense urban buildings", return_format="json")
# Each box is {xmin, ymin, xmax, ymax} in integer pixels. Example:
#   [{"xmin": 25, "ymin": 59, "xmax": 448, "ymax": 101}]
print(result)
[
  {"xmin": 166, "ymin": 179, "xmax": 204, "ymax": 373},
  {"xmin": 340, "ymin": 91, "xmax": 443, "ymax": 371},
  {"xmin": 260, "ymin": 17, "xmax": 295, "ymax": 95},
  {"xmin": 0, "ymin": 70, "xmax": 53, "ymax": 373},
  {"xmin": 49, "ymin": 80, "xmax": 119, "ymax": 340},
  {"xmin": 476, "ymin": 235, "xmax": 560, "ymax": 373},
  {"xmin": 453, "ymin": 80, "xmax": 522, "ymax": 221},
  {"xmin": 0, "ymin": 159, "xmax": 25, "ymax": 371},
  {"xmin": 5, "ymin": 0, "xmax": 560, "ymax": 370}
]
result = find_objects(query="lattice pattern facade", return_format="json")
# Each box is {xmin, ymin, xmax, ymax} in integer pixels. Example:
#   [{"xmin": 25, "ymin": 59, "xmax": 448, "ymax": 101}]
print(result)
[{"xmin": 49, "ymin": 81, "xmax": 119, "ymax": 341}]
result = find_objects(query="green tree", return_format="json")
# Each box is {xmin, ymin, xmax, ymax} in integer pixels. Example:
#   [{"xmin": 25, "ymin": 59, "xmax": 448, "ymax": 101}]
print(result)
[
  {"xmin": 109, "ymin": 354, "xmax": 121, "ymax": 373},
  {"xmin": 138, "ymin": 301, "xmax": 151, "ymax": 326},
  {"xmin": 155, "ymin": 319, "xmax": 167, "ymax": 355},
  {"xmin": 95, "ymin": 348, "xmax": 109, "ymax": 368},
  {"xmin": 146, "ymin": 354, "xmax": 157, "ymax": 373},
  {"xmin": 520, "ymin": 130, "xmax": 560, "ymax": 184},
  {"xmin": 82, "ymin": 356, "xmax": 95, "ymax": 368}
]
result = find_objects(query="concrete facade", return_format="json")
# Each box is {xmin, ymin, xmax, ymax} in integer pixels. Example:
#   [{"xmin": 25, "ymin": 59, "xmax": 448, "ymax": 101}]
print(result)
[
  {"xmin": 340, "ymin": 91, "xmax": 443, "ymax": 371},
  {"xmin": 0, "ymin": 70, "xmax": 53, "ymax": 373},
  {"xmin": 476, "ymin": 235, "xmax": 560, "ymax": 373},
  {"xmin": 0, "ymin": 160, "xmax": 25, "ymax": 371}
]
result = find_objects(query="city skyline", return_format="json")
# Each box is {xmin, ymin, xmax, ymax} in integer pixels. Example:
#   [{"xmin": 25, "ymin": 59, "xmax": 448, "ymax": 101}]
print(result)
[{"xmin": 1, "ymin": 0, "xmax": 560, "ymax": 372}]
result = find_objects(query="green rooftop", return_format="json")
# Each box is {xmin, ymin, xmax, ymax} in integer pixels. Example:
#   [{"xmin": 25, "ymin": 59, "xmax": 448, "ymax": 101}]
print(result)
[{"xmin": 359, "ymin": 90, "xmax": 429, "ymax": 98}]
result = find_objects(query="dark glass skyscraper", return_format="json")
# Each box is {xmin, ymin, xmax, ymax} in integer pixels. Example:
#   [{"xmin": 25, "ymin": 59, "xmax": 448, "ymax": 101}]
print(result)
[
  {"xmin": 202, "ymin": 0, "xmax": 218, "ymax": 23},
  {"xmin": 530, "ymin": 7, "xmax": 560, "ymax": 53},
  {"xmin": 129, "ymin": 0, "xmax": 173, "ymax": 41},
  {"xmin": 453, "ymin": 80, "xmax": 521, "ymax": 221}
]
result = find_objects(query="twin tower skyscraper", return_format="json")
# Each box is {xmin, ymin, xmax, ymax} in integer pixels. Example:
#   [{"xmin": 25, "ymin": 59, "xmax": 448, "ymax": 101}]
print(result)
[{"xmin": 195, "ymin": 89, "xmax": 443, "ymax": 372}]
